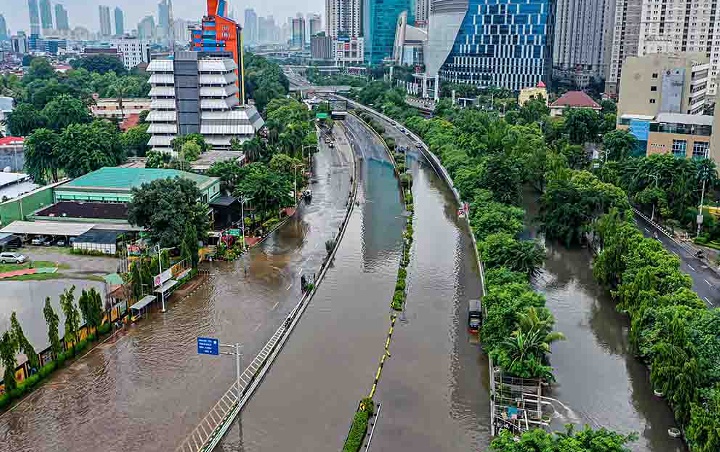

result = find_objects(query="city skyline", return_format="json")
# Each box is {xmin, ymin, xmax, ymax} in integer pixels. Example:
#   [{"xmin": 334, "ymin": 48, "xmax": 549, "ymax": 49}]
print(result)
[{"xmin": 0, "ymin": 0, "xmax": 324, "ymax": 34}]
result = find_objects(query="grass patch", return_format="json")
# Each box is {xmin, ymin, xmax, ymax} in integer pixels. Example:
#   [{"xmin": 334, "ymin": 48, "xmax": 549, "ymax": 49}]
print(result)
[
  {"xmin": 0, "ymin": 260, "xmax": 70, "ymax": 272},
  {"xmin": 343, "ymin": 398, "xmax": 374, "ymax": 452},
  {"xmin": 2, "ymin": 273, "xmax": 66, "ymax": 281}
]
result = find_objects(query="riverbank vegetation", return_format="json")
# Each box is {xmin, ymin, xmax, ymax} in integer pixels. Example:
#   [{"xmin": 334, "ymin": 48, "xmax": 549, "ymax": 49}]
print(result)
[
  {"xmin": 349, "ymin": 77, "xmax": 719, "ymax": 449},
  {"xmin": 489, "ymin": 425, "xmax": 636, "ymax": 451},
  {"xmin": 0, "ymin": 287, "xmax": 110, "ymax": 411}
]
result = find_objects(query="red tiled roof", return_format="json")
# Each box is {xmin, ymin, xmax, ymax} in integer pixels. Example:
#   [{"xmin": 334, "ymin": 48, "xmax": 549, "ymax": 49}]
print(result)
[
  {"xmin": 120, "ymin": 113, "xmax": 140, "ymax": 131},
  {"xmin": 550, "ymin": 91, "xmax": 600, "ymax": 109},
  {"xmin": 0, "ymin": 136, "xmax": 24, "ymax": 146}
]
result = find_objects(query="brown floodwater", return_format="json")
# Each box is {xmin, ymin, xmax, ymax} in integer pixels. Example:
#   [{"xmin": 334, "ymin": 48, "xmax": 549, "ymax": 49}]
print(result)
[{"xmin": 0, "ymin": 135, "xmax": 352, "ymax": 452}]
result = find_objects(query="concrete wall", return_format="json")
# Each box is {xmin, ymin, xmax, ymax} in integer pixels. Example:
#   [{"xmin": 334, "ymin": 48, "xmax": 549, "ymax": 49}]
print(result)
[
  {"xmin": 646, "ymin": 131, "xmax": 710, "ymax": 158},
  {"xmin": 0, "ymin": 147, "xmax": 26, "ymax": 172},
  {"xmin": 0, "ymin": 185, "xmax": 55, "ymax": 226}
]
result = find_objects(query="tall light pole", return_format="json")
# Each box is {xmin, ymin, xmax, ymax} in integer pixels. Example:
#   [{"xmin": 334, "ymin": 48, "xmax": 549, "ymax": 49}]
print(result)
[
  {"xmin": 697, "ymin": 163, "xmax": 711, "ymax": 237},
  {"xmin": 155, "ymin": 244, "xmax": 166, "ymax": 313},
  {"xmin": 650, "ymin": 173, "xmax": 659, "ymax": 222}
]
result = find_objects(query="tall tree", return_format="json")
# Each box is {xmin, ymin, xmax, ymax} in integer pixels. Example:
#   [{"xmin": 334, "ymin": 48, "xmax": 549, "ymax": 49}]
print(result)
[
  {"xmin": 603, "ymin": 129, "xmax": 638, "ymax": 161},
  {"xmin": 78, "ymin": 289, "xmax": 104, "ymax": 337},
  {"xmin": 25, "ymin": 57, "xmax": 56, "ymax": 81},
  {"xmin": 4, "ymin": 103, "xmax": 47, "ymax": 136},
  {"xmin": 55, "ymin": 120, "xmax": 126, "ymax": 177},
  {"xmin": 71, "ymin": 55, "xmax": 127, "ymax": 75},
  {"xmin": 121, "ymin": 123, "xmax": 150, "ymax": 157},
  {"xmin": 24, "ymin": 128, "xmax": 59, "ymax": 183},
  {"xmin": 128, "ymin": 177, "xmax": 209, "ymax": 248},
  {"xmin": 59, "ymin": 286, "xmax": 80, "ymax": 347},
  {"xmin": 0, "ymin": 331, "xmax": 18, "ymax": 392},
  {"xmin": 42, "ymin": 94, "xmax": 92, "ymax": 131},
  {"xmin": 10, "ymin": 312, "xmax": 39, "ymax": 372},
  {"xmin": 43, "ymin": 297, "xmax": 62, "ymax": 361},
  {"xmin": 563, "ymin": 108, "xmax": 601, "ymax": 145}
]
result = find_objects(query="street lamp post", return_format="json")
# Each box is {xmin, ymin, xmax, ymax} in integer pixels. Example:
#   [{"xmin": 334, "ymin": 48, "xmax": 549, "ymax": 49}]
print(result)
[
  {"xmin": 650, "ymin": 174, "xmax": 660, "ymax": 222},
  {"xmin": 155, "ymin": 244, "xmax": 166, "ymax": 313},
  {"xmin": 219, "ymin": 343, "xmax": 243, "ymax": 402}
]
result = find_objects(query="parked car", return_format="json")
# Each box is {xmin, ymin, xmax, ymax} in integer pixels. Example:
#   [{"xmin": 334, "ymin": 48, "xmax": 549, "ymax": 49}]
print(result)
[
  {"xmin": 30, "ymin": 236, "xmax": 46, "ymax": 246},
  {"xmin": 0, "ymin": 252, "xmax": 27, "ymax": 264},
  {"xmin": 41, "ymin": 237, "xmax": 53, "ymax": 246},
  {"xmin": 55, "ymin": 239, "xmax": 66, "ymax": 247}
]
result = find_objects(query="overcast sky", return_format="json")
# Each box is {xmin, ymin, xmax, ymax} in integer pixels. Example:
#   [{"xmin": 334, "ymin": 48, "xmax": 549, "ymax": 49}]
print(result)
[{"xmin": 0, "ymin": 0, "xmax": 323, "ymax": 34}]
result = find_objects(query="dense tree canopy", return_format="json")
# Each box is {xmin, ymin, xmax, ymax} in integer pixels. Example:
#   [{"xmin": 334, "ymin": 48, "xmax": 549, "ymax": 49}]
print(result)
[
  {"xmin": 70, "ymin": 55, "xmax": 127, "ymax": 75},
  {"xmin": 55, "ymin": 120, "xmax": 125, "ymax": 178},
  {"xmin": 244, "ymin": 53, "xmax": 289, "ymax": 113},
  {"xmin": 24, "ymin": 128, "xmax": 60, "ymax": 183},
  {"xmin": 128, "ymin": 177, "xmax": 209, "ymax": 249}
]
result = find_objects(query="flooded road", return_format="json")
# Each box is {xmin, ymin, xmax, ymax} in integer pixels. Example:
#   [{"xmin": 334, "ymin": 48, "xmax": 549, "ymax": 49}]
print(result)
[
  {"xmin": 369, "ymin": 154, "xmax": 489, "ymax": 452},
  {"xmin": 223, "ymin": 114, "xmax": 489, "ymax": 452},
  {"xmin": 222, "ymin": 116, "xmax": 405, "ymax": 451},
  {"xmin": 525, "ymin": 193, "xmax": 685, "ymax": 452},
  {"xmin": 0, "ymin": 135, "xmax": 352, "ymax": 452}
]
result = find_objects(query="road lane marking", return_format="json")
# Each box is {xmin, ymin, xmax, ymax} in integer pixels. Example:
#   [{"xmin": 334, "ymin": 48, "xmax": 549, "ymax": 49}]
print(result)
[
  {"xmin": 688, "ymin": 264, "xmax": 696, "ymax": 272},
  {"xmin": 644, "ymin": 228, "xmax": 649, "ymax": 232},
  {"xmin": 271, "ymin": 301, "xmax": 279, "ymax": 311},
  {"xmin": 704, "ymin": 297, "xmax": 710, "ymax": 303},
  {"xmin": 705, "ymin": 279, "xmax": 712, "ymax": 287},
  {"xmin": 286, "ymin": 283, "xmax": 292, "ymax": 291},
  {"xmin": 254, "ymin": 323, "xmax": 262, "ymax": 332}
]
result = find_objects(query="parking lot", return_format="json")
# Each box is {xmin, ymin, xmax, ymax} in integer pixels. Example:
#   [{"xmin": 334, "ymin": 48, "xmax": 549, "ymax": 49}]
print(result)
[{"xmin": 0, "ymin": 246, "xmax": 119, "ymax": 279}]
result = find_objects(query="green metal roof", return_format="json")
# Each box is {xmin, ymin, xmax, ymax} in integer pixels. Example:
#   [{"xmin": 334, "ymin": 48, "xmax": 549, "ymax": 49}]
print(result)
[{"xmin": 60, "ymin": 167, "xmax": 217, "ymax": 191}]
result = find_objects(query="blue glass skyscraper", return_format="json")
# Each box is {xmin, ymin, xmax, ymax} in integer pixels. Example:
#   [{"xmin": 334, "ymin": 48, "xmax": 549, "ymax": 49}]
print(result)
[
  {"xmin": 428, "ymin": 0, "xmax": 552, "ymax": 91},
  {"xmin": 364, "ymin": 0, "xmax": 413, "ymax": 64}
]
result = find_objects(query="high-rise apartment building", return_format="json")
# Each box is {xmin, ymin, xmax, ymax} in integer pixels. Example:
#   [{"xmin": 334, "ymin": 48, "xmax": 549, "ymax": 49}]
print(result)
[
  {"xmin": 607, "ymin": 0, "xmax": 720, "ymax": 96},
  {"xmin": 326, "ymin": 0, "xmax": 362, "ymax": 39},
  {"xmin": 415, "ymin": 0, "xmax": 429, "ymax": 26},
  {"xmin": 138, "ymin": 16, "xmax": 156, "ymax": 41},
  {"xmin": 12, "ymin": 32, "xmax": 29, "ymax": 53},
  {"xmin": 99, "ymin": 5, "xmax": 112, "ymax": 37},
  {"xmin": 158, "ymin": 0, "xmax": 172, "ymax": 40},
  {"xmin": 0, "ymin": 15, "xmax": 7, "ymax": 41},
  {"xmin": 552, "ymin": 0, "xmax": 612, "ymax": 88},
  {"xmin": 364, "ymin": 0, "xmax": 412, "ymax": 63},
  {"xmin": 427, "ymin": 0, "xmax": 552, "ymax": 91},
  {"xmin": 39, "ymin": 0, "xmax": 53, "ymax": 31},
  {"xmin": 28, "ymin": 0, "xmax": 41, "ymax": 36},
  {"xmin": 291, "ymin": 14, "xmax": 306, "ymax": 49},
  {"xmin": 55, "ymin": 4, "xmax": 69, "ymax": 31},
  {"xmin": 146, "ymin": 52, "xmax": 264, "ymax": 154},
  {"xmin": 114, "ymin": 7, "xmax": 124, "ymax": 36},
  {"xmin": 190, "ymin": 0, "xmax": 245, "ymax": 102},
  {"xmin": 244, "ymin": 9, "xmax": 258, "ymax": 45},
  {"xmin": 308, "ymin": 14, "xmax": 322, "ymax": 39}
]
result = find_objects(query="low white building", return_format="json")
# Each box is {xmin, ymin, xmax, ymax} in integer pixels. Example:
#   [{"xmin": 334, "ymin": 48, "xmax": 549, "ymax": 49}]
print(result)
[{"xmin": 146, "ymin": 51, "xmax": 264, "ymax": 154}]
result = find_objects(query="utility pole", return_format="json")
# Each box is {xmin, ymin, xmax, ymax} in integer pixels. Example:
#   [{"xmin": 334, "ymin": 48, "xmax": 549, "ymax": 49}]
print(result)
[
  {"xmin": 650, "ymin": 174, "xmax": 659, "ymax": 222},
  {"xmin": 155, "ymin": 244, "xmax": 166, "ymax": 313}
]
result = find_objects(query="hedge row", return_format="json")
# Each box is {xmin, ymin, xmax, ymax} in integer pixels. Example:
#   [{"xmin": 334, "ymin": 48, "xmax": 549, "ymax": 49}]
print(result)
[
  {"xmin": 342, "ymin": 397, "xmax": 375, "ymax": 452},
  {"xmin": 0, "ymin": 326, "xmax": 110, "ymax": 411}
]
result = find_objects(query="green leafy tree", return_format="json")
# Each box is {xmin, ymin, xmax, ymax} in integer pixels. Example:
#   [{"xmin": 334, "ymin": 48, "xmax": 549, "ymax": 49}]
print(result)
[
  {"xmin": 10, "ymin": 312, "xmax": 39, "ymax": 372},
  {"xmin": 0, "ymin": 331, "xmax": 18, "ymax": 392},
  {"xmin": 233, "ymin": 163, "xmax": 294, "ymax": 219},
  {"xmin": 24, "ymin": 128, "xmax": 59, "ymax": 183},
  {"xmin": 145, "ymin": 150, "xmax": 172, "ymax": 168},
  {"xmin": 5, "ymin": 103, "xmax": 47, "ymax": 136},
  {"xmin": 207, "ymin": 160, "xmax": 243, "ymax": 194},
  {"xmin": 489, "ymin": 425, "xmax": 635, "ymax": 451},
  {"xmin": 479, "ymin": 233, "xmax": 546, "ymax": 275},
  {"xmin": 180, "ymin": 141, "xmax": 202, "ymax": 162},
  {"xmin": 563, "ymin": 108, "xmax": 601, "ymax": 144},
  {"xmin": 686, "ymin": 387, "xmax": 720, "ymax": 452},
  {"xmin": 121, "ymin": 123, "xmax": 150, "ymax": 157},
  {"xmin": 78, "ymin": 288, "xmax": 104, "ymax": 336},
  {"xmin": 42, "ymin": 94, "xmax": 92, "ymax": 131},
  {"xmin": 603, "ymin": 130, "xmax": 638, "ymax": 161},
  {"xmin": 43, "ymin": 297, "xmax": 62, "ymax": 360},
  {"xmin": 59, "ymin": 286, "xmax": 80, "ymax": 347},
  {"xmin": 128, "ymin": 177, "xmax": 209, "ymax": 248},
  {"xmin": 171, "ymin": 133, "xmax": 210, "ymax": 155},
  {"xmin": 71, "ymin": 54, "xmax": 127, "ymax": 75},
  {"xmin": 181, "ymin": 223, "xmax": 200, "ymax": 268},
  {"xmin": 25, "ymin": 57, "xmax": 56, "ymax": 81},
  {"xmin": 55, "ymin": 120, "xmax": 126, "ymax": 177}
]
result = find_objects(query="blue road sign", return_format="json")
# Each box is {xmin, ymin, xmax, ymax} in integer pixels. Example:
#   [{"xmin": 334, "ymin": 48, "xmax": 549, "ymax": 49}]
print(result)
[{"xmin": 197, "ymin": 337, "xmax": 219, "ymax": 356}]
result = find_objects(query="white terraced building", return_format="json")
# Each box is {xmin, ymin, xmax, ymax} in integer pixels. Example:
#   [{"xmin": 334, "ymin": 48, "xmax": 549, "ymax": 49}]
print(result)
[{"xmin": 146, "ymin": 51, "xmax": 264, "ymax": 155}]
